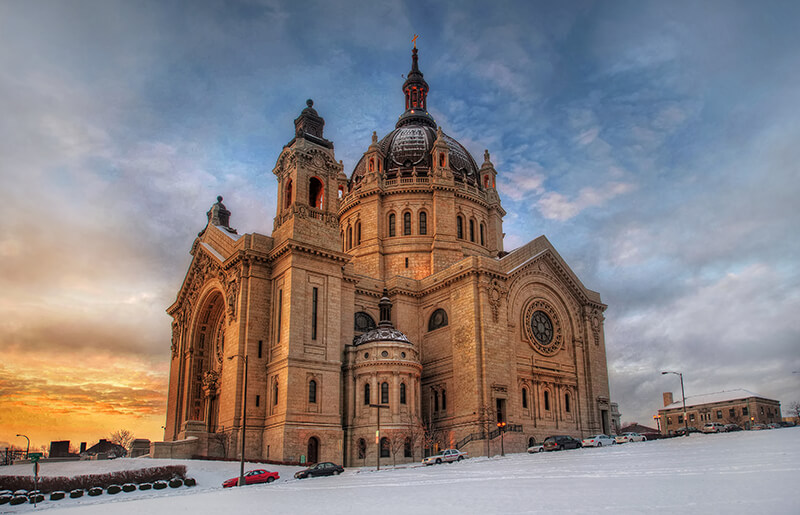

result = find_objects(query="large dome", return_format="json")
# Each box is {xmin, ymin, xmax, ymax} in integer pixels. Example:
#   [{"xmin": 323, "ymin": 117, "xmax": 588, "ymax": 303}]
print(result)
[
  {"xmin": 349, "ymin": 47, "xmax": 481, "ymax": 189},
  {"xmin": 350, "ymin": 125, "xmax": 480, "ymax": 186}
]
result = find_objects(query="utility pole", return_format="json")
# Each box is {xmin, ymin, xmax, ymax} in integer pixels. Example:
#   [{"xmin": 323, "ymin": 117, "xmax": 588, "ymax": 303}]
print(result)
[
  {"xmin": 370, "ymin": 404, "xmax": 390, "ymax": 470},
  {"xmin": 662, "ymin": 371, "xmax": 688, "ymax": 436},
  {"xmin": 229, "ymin": 354, "xmax": 248, "ymax": 486}
]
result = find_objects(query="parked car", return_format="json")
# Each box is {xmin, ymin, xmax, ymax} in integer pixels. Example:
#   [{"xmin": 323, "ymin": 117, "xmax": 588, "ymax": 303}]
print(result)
[
  {"xmin": 527, "ymin": 443, "xmax": 544, "ymax": 453},
  {"xmin": 674, "ymin": 426, "xmax": 700, "ymax": 436},
  {"xmin": 293, "ymin": 462, "xmax": 344, "ymax": 479},
  {"xmin": 543, "ymin": 435, "xmax": 582, "ymax": 451},
  {"xmin": 614, "ymin": 432, "xmax": 646, "ymax": 444},
  {"xmin": 724, "ymin": 424, "xmax": 743, "ymax": 432},
  {"xmin": 642, "ymin": 432, "xmax": 665, "ymax": 440},
  {"xmin": 581, "ymin": 434, "xmax": 615, "ymax": 447},
  {"xmin": 751, "ymin": 423, "xmax": 768, "ymax": 430},
  {"xmin": 767, "ymin": 423, "xmax": 781, "ymax": 429},
  {"xmin": 222, "ymin": 469, "xmax": 279, "ymax": 488},
  {"xmin": 422, "ymin": 448, "xmax": 468, "ymax": 465},
  {"xmin": 702, "ymin": 422, "xmax": 726, "ymax": 433}
]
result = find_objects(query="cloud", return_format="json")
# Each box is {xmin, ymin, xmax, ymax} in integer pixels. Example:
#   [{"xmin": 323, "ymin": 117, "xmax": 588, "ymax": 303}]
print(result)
[{"xmin": 537, "ymin": 182, "xmax": 635, "ymax": 221}]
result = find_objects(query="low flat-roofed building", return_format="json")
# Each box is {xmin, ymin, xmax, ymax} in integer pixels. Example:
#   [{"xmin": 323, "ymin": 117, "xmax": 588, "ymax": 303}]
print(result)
[{"xmin": 659, "ymin": 389, "xmax": 781, "ymax": 433}]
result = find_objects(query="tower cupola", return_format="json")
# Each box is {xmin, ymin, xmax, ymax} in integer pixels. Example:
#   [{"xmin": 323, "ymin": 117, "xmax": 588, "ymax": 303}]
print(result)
[{"xmin": 397, "ymin": 44, "xmax": 436, "ymax": 129}]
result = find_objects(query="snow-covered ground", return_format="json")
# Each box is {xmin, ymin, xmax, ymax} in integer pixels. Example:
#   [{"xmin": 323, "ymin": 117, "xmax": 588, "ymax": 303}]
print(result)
[{"xmin": 3, "ymin": 428, "xmax": 798, "ymax": 514}]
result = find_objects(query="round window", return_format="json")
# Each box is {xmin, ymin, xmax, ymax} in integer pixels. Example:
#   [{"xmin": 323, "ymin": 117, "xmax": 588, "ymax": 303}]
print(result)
[
  {"xmin": 381, "ymin": 350, "xmax": 389, "ymax": 358},
  {"xmin": 523, "ymin": 300, "xmax": 562, "ymax": 356},
  {"xmin": 364, "ymin": 352, "xmax": 369, "ymax": 359},
  {"xmin": 401, "ymin": 352, "xmax": 406, "ymax": 358}
]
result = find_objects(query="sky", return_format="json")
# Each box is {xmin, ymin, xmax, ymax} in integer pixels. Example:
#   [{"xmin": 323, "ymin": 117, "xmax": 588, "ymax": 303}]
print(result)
[{"xmin": 1, "ymin": 0, "xmax": 799, "ymax": 450}]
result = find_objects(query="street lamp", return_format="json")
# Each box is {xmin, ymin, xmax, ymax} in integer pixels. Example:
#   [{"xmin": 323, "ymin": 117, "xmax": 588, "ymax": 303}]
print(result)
[
  {"xmin": 16, "ymin": 434, "xmax": 30, "ymax": 458},
  {"xmin": 228, "ymin": 354, "xmax": 248, "ymax": 487},
  {"xmin": 496, "ymin": 422, "xmax": 507, "ymax": 456},
  {"xmin": 369, "ymin": 403, "xmax": 390, "ymax": 470},
  {"xmin": 661, "ymin": 371, "xmax": 688, "ymax": 436}
]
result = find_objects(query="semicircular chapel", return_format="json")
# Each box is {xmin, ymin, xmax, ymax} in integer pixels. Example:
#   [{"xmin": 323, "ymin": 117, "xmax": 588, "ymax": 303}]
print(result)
[{"xmin": 158, "ymin": 46, "xmax": 614, "ymax": 466}]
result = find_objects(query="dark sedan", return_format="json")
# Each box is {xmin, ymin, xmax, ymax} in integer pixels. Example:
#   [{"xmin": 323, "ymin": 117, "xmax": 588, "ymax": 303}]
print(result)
[
  {"xmin": 543, "ymin": 435, "xmax": 582, "ymax": 451},
  {"xmin": 294, "ymin": 462, "xmax": 344, "ymax": 479},
  {"xmin": 222, "ymin": 469, "xmax": 279, "ymax": 488}
]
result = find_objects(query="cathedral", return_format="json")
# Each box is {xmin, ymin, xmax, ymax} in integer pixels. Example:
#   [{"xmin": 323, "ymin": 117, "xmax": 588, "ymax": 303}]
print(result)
[{"xmin": 156, "ymin": 47, "xmax": 613, "ymax": 466}]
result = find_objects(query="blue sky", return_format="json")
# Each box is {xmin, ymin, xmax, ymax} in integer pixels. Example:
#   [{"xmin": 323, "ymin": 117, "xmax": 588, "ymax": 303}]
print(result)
[{"xmin": 1, "ymin": 0, "xmax": 799, "ymax": 445}]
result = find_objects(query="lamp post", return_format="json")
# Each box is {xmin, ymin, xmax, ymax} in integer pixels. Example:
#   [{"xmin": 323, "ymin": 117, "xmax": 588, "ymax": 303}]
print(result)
[
  {"xmin": 496, "ymin": 422, "xmax": 507, "ymax": 456},
  {"xmin": 15, "ymin": 434, "xmax": 29, "ymax": 458},
  {"xmin": 369, "ymin": 403, "xmax": 390, "ymax": 470},
  {"xmin": 228, "ymin": 354, "xmax": 248, "ymax": 487},
  {"xmin": 661, "ymin": 371, "xmax": 688, "ymax": 436}
]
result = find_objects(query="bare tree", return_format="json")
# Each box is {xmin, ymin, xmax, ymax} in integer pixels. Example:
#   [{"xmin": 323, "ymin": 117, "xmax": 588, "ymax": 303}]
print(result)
[
  {"xmin": 210, "ymin": 427, "xmax": 233, "ymax": 458},
  {"xmin": 388, "ymin": 430, "xmax": 407, "ymax": 466},
  {"xmin": 789, "ymin": 401, "xmax": 800, "ymax": 422},
  {"xmin": 421, "ymin": 420, "xmax": 443, "ymax": 457},
  {"xmin": 109, "ymin": 429, "xmax": 135, "ymax": 453},
  {"xmin": 398, "ymin": 412, "xmax": 425, "ymax": 460}
]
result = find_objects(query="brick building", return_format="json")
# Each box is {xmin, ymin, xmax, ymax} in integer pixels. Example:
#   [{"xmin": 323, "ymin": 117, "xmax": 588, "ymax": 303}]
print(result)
[
  {"xmin": 658, "ymin": 389, "xmax": 782, "ymax": 433},
  {"xmin": 156, "ymin": 47, "xmax": 614, "ymax": 466}
]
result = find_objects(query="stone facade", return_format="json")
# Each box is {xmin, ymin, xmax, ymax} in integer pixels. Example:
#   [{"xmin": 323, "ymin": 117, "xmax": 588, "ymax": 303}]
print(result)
[
  {"xmin": 658, "ymin": 389, "xmax": 782, "ymax": 433},
  {"xmin": 158, "ymin": 48, "xmax": 614, "ymax": 466}
]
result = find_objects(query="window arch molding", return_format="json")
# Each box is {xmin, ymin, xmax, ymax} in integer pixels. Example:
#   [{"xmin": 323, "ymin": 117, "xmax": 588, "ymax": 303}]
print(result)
[
  {"xmin": 418, "ymin": 210, "xmax": 428, "ymax": 235},
  {"xmin": 388, "ymin": 212, "xmax": 397, "ymax": 237},
  {"xmin": 403, "ymin": 210, "xmax": 412, "ymax": 236}
]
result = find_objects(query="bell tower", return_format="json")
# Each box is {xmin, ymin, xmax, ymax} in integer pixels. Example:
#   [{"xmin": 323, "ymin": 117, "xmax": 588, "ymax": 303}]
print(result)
[{"xmin": 272, "ymin": 99, "xmax": 343, "ymax": 251}]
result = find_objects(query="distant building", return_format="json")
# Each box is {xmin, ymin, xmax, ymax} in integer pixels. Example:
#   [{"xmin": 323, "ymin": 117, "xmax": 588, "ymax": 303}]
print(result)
[
  {"xmin": 610, "ymin": 403, "xmax": 621, "ymax": 434},
  {"xmin": 619, "ymin": 423, "xmax": 657, "ymax": 435},
  {"xmin": 658, "ymin": 389, "xmax": 781, "ymax": 433},
  {"xmin": 84, "ymin": 439, "xmax": 127, "ymax": 458},
  {"xmin": 49, "ymin": 440, "xmax": 71, "ymax": 458}
]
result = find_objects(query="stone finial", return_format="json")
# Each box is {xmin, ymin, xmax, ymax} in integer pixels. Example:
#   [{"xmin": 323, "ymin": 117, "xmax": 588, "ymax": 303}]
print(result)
[
  {"xmin": 307, "ymin": 99, "xmax": 314, "ymax": 108},
  {"xmin": 378, "ymin": 289, "xmax": 392, "ymax": 328},
  {"xmin": 206, "ymin": 195, "xmax": 237, "ymax": 234},
  {"xmin": 372, "ymin": 131, "xmax": 378, "ymax": 144},
  {"xmin": 484, "ymin": 149, "xmax": 490, "ymax": 163}
]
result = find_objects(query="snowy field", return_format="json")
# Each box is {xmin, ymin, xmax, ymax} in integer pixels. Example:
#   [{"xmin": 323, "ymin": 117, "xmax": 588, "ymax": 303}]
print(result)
[{"xmin": 2, "ymin": 427, "xmax": 798, "ymax": 514}]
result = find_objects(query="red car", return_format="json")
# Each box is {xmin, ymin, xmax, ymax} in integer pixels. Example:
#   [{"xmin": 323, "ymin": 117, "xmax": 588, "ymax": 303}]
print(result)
[{"xmin": 222, "ymin": 469, "xmax": 279, "ymax": 488}]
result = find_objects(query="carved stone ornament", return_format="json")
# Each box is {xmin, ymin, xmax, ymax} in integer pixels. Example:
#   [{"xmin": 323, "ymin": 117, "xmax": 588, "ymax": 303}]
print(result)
[
  {"xmin": 523, "ymin": 299, "xmax": 563, "ymax": 356},
  {"xmin": 487, "ymin": 279, "xmax": 506, "ymax": 323},
  {"xmin": 226, "ymin": 278, "xmax": 239, "ymax": 323},
  {"xmin": 202, "ymin": 370, "xmax": 220, "ymax": 397},
  {"xmin": 170, "ymin": 316, "xmax": 181, "ymax": 359}
]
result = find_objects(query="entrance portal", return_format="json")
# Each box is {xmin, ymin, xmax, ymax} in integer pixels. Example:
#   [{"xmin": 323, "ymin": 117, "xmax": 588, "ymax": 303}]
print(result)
[{"xmin": 307, "ymin": 437, "xmax": 319, "ymax": 464}]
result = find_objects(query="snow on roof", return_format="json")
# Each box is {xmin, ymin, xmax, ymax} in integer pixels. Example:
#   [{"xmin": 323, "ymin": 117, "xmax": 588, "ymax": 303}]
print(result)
[
  {"xmin": 200, "ymin": 242, "xmax": 226, "ymax": 263},
  {"xmin": 661, "ymin": 389, "xmax": 768, "ymax": 410},
  {"xmin": 217, "ymin": 225, "xmax": 242, "ymax": 241}
]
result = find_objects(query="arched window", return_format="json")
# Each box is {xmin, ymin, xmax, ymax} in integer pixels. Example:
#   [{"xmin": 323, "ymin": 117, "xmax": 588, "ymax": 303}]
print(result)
[
  {"xmin": 369, "ymin": 157, "xmax": 375, "ymax": 172},
  {"xmin": 380, "ymin": 437, "xmax": 390, "ymax": 458},
  {"xmin": 522, "ymin": 387, "xmax": 528, "ymax": 409},
  {"xmin": 381, "ymin": 382, "xmax": 389, "ymax": 404},
  {"xmin": 309, "ymin": 379, "xmax": 317, "ymax": 403},
  {"xmin": 469, "ymin": 219, "xmax": 475, "ymax": 242},
  {"xmin": 404, "ymin": 437, "xmax": 412, "ymax": 457},
  {"xmin": 480, "ymin": 223, "xmax": 485, "ymax": 246},
  {"xmin": 341, "ymin": 231, "xmax": 345, "ymax": 252},
  {"xmin": 347, "ymin": 226, "xmax": 352, "ymax": 250},
  {"xmin": 273, "ymin": 381, "xmax": 279, "ymax": 406},
  {"xmin": 358, "ymin": 438, "xmax": 366, "ymax": 459},
  {"xmin": 565, "ymin": 392, "xmax": 570, "ymax": 413},
  {"xmin": 388, "ymin": 213, "xmax": 396, "ymax": 237},
  {"xmin": 428, "ymin": 309, "xmax": 448, "ymax": 331},
  {"xmin": 364, "ymin": 383, "xmax": 370, "ymax": 405},
  {"xmin": 484, "ymin": 175, "xmax": 489, "ymax": 188},
  {"xmin": 419, "ymin": 211, "xmax": 427, "ymax": 235},
  {"xmin": 309, "ymin": 177, "xmax": 324, "ymax": 209},
  {"xmin": 456, "ymin": 216, "xmax": 464, "ymax": 239},
  {"xmin": 441, "ymin": 390, "xmax": 447, "ymax": 411},
  {"xmin": 544, "ymin": 390, "xmax": 550, "ymax": 411},
  {"xmin": 528, "ymin": 437, "xmax": 536, "ymax": 448},
  {"xmin": 356, "ymin": 222, "xmax": 361, "ymax": 245},
  {"xmin": 403, "ymin": 212, "xmax": 411, "ymax": 235},
  {"xmin": 354, "ymin": 312, "xmax": 376, "ymax": 333},
  {"xmin": 433, "ymin": 391, "xmax": 439, "ymax": 412},
  {"xmin": 285, "ymin": 179, "xmax": 293, "ymax": 209},
  {"xmin": 400, "ymin": 383, "xmax": 407, "ymax": 404},
  {"xmin": 439, "ymin": 152, "xmax": 446, "ymax": 167}
]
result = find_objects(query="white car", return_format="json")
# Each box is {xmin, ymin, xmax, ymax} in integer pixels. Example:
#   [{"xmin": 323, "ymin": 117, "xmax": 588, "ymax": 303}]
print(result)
[
  {"xmin": 614, "ymin": 432, "xmax": 646, "ymax": 444},
  {"xmin": 527, "ymin": 443, "xmax": 544, "ymax": 453},
  {"xmin": 581, "ymin": 434, "xmax": 615, "ymax": 447},
  {"xmin": 422, "ymin": 448, "xmax": 468, "ymax": 465},
  {"xmin": 702, "ymin": 422, "xmax": 725, "ymax": 433}
]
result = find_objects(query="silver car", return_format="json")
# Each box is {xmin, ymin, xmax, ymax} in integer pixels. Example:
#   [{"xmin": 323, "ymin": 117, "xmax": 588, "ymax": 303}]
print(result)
[{"xmin": 581, "ymin": 434, "xmax": 615, "ymax": 447}]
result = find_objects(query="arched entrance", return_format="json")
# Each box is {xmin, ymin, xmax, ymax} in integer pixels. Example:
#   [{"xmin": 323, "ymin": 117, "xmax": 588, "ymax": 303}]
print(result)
[
  {"xmin": 307, "ymin": 437, "xmax": 320, "ymax": 464},
  {"xmin": 188, "ymin": 290, "xmax": 225, "ymax": 431}
]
